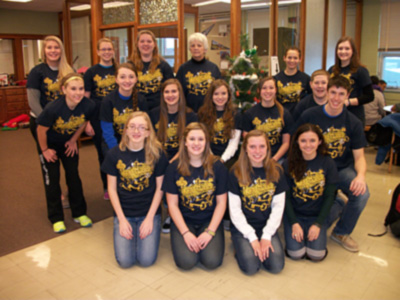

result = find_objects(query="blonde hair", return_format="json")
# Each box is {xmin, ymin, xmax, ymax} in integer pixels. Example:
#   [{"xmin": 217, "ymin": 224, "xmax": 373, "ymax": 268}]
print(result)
[
  {"xmin": 177, "ymin": 122, "xmax": 217, "ymax": 177},
  {"xmin": 233, "ymin": 130, "xmax": 282, "ymax": 186},
  {"xmin": 41, "ymin": 35, "xmax": 73, "ymax": 80},
  {"xmin": 60, "ymin": 73, "xmax": 84, "ymax": 91},
  {"xmin": 188, "ymin": 32, "xmax": 208, "ymax": 51},
  {"xmin": 119, "ymin": 111, "xmax": 163, "ymax": 167}
]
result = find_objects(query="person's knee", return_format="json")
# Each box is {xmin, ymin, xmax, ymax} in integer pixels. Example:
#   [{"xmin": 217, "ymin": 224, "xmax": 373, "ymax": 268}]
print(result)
[
  {"xmin": 175, "ymin": 258, "xmax": 197, "ymax": 270},
  {"xmin": 201, "ymin": 256, "xmax": 223, "ymax": 270},
  {"xmin": 306, "ymin": 247, "xmax": 327, "ymax": 262},
  {"xmin": 116, "ymin": 257, "xmax": 136, "ymax": 269},
  {"xmin": 265, "ymin": 259, "xmax": 285, "ymax": 274},
  {"xmin": 138, "ymin": 254, "xmax": 158, "ymax": 267},
  {"xmin": 286, "ymin": 247, "xmax": 306, "ymax": 260}
]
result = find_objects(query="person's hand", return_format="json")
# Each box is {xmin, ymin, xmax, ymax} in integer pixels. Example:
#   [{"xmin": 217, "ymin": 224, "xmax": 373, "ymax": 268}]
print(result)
[
  {"xmin": 260, "ymin": 239, "xmax": 274, "ymax": 260},
  {"xmin": 308, "ymin": 224, "xmax": 320, "ymax": 241},
  {"xmin": 85, "ymin": 122, "xmax": 95, "ymax": 136},
  {"xmin": 42, "ymin": 148, "xmax": 58, "ymax": 163},
  {"xmin": 65, "ymin": 140, "xmax": 78, "ymax": 157},
  {"xmin": 292, "ymin": 223, "xmax": 304, "ymax": 242},
  {"xmin": 119, "ymin": 218, "xmax": 133, "ymax": 240},
  {"xmin": 197, "ymin": 232, "xmax": 213, "ymax": 250},
  {"xmin": 139, "ymin": 216, "xmax": 153, "ymax": 239},
  {"xmin": 183, "ymin": 231, "xmax": 201, "ymax": 253},
  {"xmin": 349, "ymin": 175, "xmax": 367, "ymax": 196},
  {"xmin": 250, "ymin": 240, "xmax": 264, "ymax": 261}
]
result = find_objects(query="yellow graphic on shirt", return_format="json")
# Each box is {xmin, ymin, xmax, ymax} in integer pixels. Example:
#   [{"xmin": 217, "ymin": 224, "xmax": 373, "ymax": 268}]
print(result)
[
  {"xmin": 277, "ymin": 80, "xmax": 302, "ymax": 104},
  {"xmin": 212, "ymin": 118, "xmax": 227, "ymax": 144},
  {"xmin": 53, "ymin": 114, "xmax": 86, "ymax": 135},
  {"xmin": 117, "ymin": 160, "xmax": 153, "ymax": 192},
  {"xmin": 252, "ymin": 117, "xmax": 283, "ymax": 145},
  {"xmin": 331, "ymin": 72, "xmax": 354, "ymax": 94},
  {"xmin": 176, "ymin": 177, "xmax": 215, "ymax": 211},
  {"xmin": 185, "ymin": 71, "xmax": 214, "ymax": 96},
  {"xmin": 240, "ymin": 178, "xmax": 276, "ymax": 213},
  {"xmin": 93, "ymin": 74, "xmax": 116, "ymax": 97},
  {"xmin": 113, "ymin": 107, "xmax": 136, "ymax": 135},
  {"xmin": 43, "ymin": 77, "xmax": 61, "ymax": 102},
  {"xmin": 322, "ymin": 126, "xmax": 350, "ymax": 159},
  {"xmin": 156, "ymin": 121, "xmax": 179, "ymax": 149},
  {"xmin": 138, "ymin": 68, "xmax": 163, "ymax": 94},
  {"xmin": 293, "ymin": 169, "xmax": 325, "ymax": 202}
]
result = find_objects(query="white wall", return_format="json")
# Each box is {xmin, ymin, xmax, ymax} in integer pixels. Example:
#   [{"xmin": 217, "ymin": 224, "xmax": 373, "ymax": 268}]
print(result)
[
  {"xmin": 305, "ymin": 0, "xmax": 325, "ymax": 74},
  {"xmin": 326, "ymin": 0, "xmax": 343, "ymax": 69}
]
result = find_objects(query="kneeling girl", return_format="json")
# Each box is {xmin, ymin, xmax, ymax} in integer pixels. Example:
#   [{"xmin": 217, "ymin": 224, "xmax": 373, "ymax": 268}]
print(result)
[
  {"xmin": 229, "ymin": 130, "xmax": 288, "ymax": 275},
  {"xmin": 163, "ymin": 123, "xmax": 228, "ymax": 270},
  {"xmin": 102, "ymin": 111, "xmax": 168, "ymax": 268}
]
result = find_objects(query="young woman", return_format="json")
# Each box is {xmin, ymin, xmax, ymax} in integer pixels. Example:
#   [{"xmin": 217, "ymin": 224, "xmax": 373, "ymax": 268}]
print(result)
[
  {"xmin": 100, "ymin": 63, "xmax": 148, "ymax": 151},
  {"xmin": 149, "ymin": 78, "xmax": 198, "ymax": 162},
  {"xmin": 242, "ymin": 77, "xmax": 293, "ymax": 162},
  {"xmin": 283, "ymin": 124, "xmax": 338, "ymax": 261},
  {"xmin": 36, "ymin": 73, "xmax": 95, "ymax": 233},
  {"xmin": 229, "ymin": 130, "xmax": 287, "ymax": 275},
  {"xmin": 176, "ymin": 32, "xmax": 222, "ymax": 112},
  {"xmin": 84, "ymin": 37, "xmax": 117, "ymax": 200},
  {"xmin": 129, "ymin": 30, "xmax": 174, "ymax": 110},
  {"xmin": 329, "ymin": 36, "xmax": 374, "ymax": 124},
  {"xmin": 27, "ymin": 35, "xmax": 74, "ymax": 207},
  {"xmin": 273, "ymin": 46, "xmax": 311, "ymax": 115},
  {"xmin": 198, "ymin": 79, "xmax": 241, "ymax": 165},
  {"xmin": 162, "ymin": 123, "xmax": 228, "ymax": 270},
  {"xmin": 101, "ymin": 112, "xmax": 169, "ymax": 268}
]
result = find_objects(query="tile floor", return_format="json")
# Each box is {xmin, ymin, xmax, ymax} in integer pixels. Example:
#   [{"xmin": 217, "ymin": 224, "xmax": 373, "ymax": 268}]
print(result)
[{"xmin": 1, "ymin": 147, "xmax": 400, "ymax": 300}]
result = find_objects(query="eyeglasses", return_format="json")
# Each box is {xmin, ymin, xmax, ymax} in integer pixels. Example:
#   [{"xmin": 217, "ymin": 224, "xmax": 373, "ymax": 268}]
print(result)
[
  {"xmin": 99, "ymin": 48, "xmax": 113, "ymax": 52},
  {"xmin": 127, "ymin": 124, "xmax": 148, "ymax": 132}
]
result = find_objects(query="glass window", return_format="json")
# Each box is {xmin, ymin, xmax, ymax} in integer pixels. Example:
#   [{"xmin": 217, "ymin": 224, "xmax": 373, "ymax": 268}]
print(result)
[
  {"xmin": 104, "ymin": 28, "xmax": 130, "ymax": 63},
  {"xmin": 380, "ymin": 52, "xmax": 400, "ymax": 91},
  {"xmin": 158, "ymin": 38, "xmax": 176, "ymax": 69},
  {"xmin": 71, "ymin": 16, "xmax": 92, "ymax": 71},
  {"xmin": 102, "ymin": 0, "xmax": 135, "ymax": 25},
  {"xmin": 0, "ymin": 39, "xmax": 15, "ymax": 82},
  {"xmin": 22, "ymin": 39, "xmax": 43, "ymax": 77}
]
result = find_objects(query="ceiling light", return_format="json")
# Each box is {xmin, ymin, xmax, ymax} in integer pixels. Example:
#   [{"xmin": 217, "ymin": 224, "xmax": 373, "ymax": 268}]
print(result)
[
  {"xmin": 193, "ymin": 0, "xmax": 301, "ymax": 8},
  {"xmin": 2, "ymin": 0, "xmax": 32, "ymax": 3},
  {"xmin": 71, "ymin": 1, "xmax": 133, "ymax": 11}
]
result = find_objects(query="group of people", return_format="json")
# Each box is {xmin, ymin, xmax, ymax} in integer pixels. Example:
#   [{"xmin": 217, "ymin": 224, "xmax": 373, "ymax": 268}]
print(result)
[{"xmin": 26, "ymin": 31, "xmax": 372, "ymax": 275}]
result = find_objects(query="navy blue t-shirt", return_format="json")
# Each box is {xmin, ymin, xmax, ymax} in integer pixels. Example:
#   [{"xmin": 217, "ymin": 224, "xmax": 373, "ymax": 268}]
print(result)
[
  {"xmin": 176, "ymin": 58, "xmax": 222, "ymax": 112},
  {"xmin": 283, "ymin": 154, "xmax": 338, "ymax": 219},
  {"xmin": 100, "ymin": 89, "xmax": 148, "ymax": 142},
  {"xmin": 292, "ymin": 94, "xmax": 320, "ymax": 121},
  {"xmin": 27, "ymin": 63, "xmax": 61, "ymax": 109},
  {"xmin": 83, "ymin": 64, "xmax": 116, "ymax": 102},
  {"xmin": 229, "ymin": 167, "xmax": 288, "ymax": 231},
  {"xmin": 137, "ymin": 60, "xmax": 174, "ymax": 110},
  {"xmin": 296, "ymin": 105, "xmax": 367, "ymax": 170},
  {"xmin": 162, "ymin": 160, "xmax": 228, "ymax": 225},
  {"xmin": 149, "ymin": 107, "xmax": 198, "ymax": 160},
  {"xmin": 274, "ymin": 70, "xmax": 311, "ymax": 115},
  {"xmin": 36, "ymin": 96, "xmax": 95, "ymax": 144},
  {"xmin": 242, "ymin": 103, "xmax": 294, "ymax": 156},
  {"xmin": 102, "ymin": 147, "xmax": 168, "ymax": 217},
  {"xmin": 328, "ymin": 65, "xmax": 372, "ymax": 123},
  {"xmin": 210, "ymin": 110, "xmax": 242, "ymax": 157}
]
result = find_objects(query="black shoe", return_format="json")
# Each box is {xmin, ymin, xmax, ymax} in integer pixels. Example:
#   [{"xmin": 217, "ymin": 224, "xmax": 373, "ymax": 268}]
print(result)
[{"xmin": 162, "ymin": 217, "xmax": 171, "ymax": 234}]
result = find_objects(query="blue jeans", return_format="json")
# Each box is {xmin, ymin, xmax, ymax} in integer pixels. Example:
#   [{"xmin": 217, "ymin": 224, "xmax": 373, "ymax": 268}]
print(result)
[
  {"xmin": 326, "ymin": 166, "xmax": 369, "ymax": 235},
  {"xmin": 170, "ymin": 222, "xmax": 225, "ymax": 270},
  {"xmin": 283, "ymin": 215, "xmax": 327, "ymax": 260},
  {"xmin": 230, "ymin": 225, "xmax": 284, "ymax": 275},
  {"xmin": 113, "ymin": 215, "xmax": 161, "ymax": 268}
]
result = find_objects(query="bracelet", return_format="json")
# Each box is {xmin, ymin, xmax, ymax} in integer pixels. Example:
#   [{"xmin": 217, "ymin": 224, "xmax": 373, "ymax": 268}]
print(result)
[
  {"xmin": 41, "ymin": 148, "xmax": 48, "ymax": 152},
  {"xmin": 347, "ymin": 99, "xmax": 351, "ymax": 106},
  {"xmin": 204, "ymin": 228, "xmax": 216, "ymax": 237},
  {"xmin": 182, "ymin": 230, "xmax": 190, "ymax": 236}
]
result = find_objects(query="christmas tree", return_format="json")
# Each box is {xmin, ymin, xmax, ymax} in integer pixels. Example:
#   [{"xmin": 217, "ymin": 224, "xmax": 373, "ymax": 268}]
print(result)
[{"xmin": 226, "ymin": 34, "xmax": 268, "ymax": 111}]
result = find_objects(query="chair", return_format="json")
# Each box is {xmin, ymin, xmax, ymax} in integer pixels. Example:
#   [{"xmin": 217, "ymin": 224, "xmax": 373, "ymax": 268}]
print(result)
[{"xmin": 388, "ymin": 133, "xmax": 398, "ymax": 173}]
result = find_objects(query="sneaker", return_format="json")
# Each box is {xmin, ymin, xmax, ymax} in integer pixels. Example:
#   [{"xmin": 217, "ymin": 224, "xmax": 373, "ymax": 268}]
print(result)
[
  {"xmin": 74, "ymin": 215, "xmax": 93, "ymax": 227},
  {"xmin": 162, "ymin": 217, "xmax": 171, "ymax": 234},
  {"xmin": 104, "ymin": 190, "xmax": 110, "ymax": 201},
  {"xmin": 330, "ymin": 233, "xmax": 359, "ymax": 252},
  {"xmin": 53, "ymin": 221, "xmax": 66, "ymax": 233}
]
